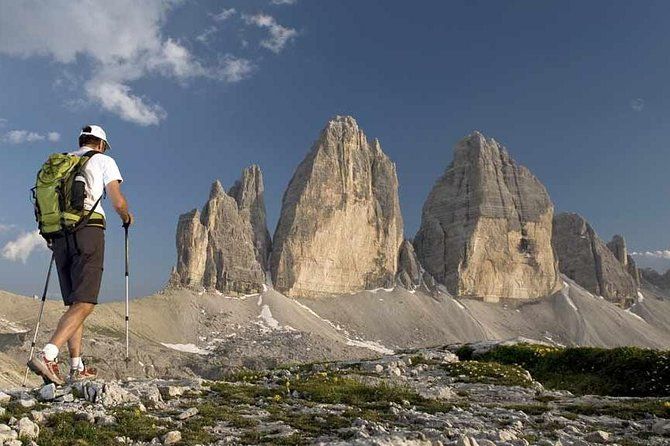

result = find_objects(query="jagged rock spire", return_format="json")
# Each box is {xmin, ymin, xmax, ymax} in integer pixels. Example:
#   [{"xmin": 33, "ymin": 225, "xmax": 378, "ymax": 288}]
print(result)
[
  {"xmin": 229, "ymin": 165, "xmax": 272, "ymax": 270},
  {"xmin": 552, "ymin": 213, "xmax": 638, "ymax": 307},
  {"xmin": 173, "ymin": 166, "xmax": 271, "ymax": 295},
  {"xmin": 270, "ymin": 115, "xmax": 403, "ymax": 298}
]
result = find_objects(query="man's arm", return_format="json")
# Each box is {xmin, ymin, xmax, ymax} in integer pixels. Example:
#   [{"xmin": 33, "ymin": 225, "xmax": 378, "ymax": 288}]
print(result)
[{"xmin": 106, "ymin": 180, "xmax": 133, "ymax": 226}]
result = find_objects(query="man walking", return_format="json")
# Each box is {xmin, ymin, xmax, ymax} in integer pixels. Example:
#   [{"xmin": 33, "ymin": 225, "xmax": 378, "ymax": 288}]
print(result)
[{"xmin": 28, "ymin": 125, "xmax": 133, "ymax": 385}]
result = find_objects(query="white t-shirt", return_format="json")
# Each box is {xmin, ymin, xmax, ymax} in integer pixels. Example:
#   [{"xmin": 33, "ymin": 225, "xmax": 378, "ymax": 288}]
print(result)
[{"xmin": 69, "ymin": 148, "xmax": 123, "ymax": 218}]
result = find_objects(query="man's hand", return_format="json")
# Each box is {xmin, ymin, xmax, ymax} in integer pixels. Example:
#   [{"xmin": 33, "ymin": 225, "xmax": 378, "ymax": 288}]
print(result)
[{"xmin": 123, "ymin": 212, "xmax": 134, "ymax": 229}]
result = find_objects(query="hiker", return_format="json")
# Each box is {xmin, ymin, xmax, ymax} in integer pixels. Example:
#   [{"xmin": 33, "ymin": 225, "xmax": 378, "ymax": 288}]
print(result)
[{"xmin": 28, "ymin": 125, "xmax": 133, "ymax": 385}]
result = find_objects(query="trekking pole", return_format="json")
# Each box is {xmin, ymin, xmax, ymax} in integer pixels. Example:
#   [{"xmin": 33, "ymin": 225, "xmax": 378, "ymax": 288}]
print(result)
[
  {"xmin": 124, "ymin": 225, "xmax": 130, "ymax": 362},
  {"xmin": 22, "ymin": 252, "xmax": 55, "ymax": 387}
]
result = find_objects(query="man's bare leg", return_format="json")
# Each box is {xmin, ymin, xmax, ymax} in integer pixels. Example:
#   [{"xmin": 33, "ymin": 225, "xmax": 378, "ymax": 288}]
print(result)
[
  {"xmin": 28, "ymin": 302, "xmax": 94, "ymax": 385},
  {"xmin": 49, "ymin": 302, "xmax": 95, "ymax": 349},
  {"xmin": 67, "ymin": 323, "xmax": 84, "ymax": 358}
]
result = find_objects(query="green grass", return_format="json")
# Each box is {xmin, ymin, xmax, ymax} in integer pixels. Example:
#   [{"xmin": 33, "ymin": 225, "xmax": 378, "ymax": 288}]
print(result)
[
  {"xmin": 441, "ymin": 361, "xmax": 534, "ymax": 387},
  {"xmin": 179, "ymin": 401, "xmax": 259, "ymax": 445},
  {"xmin": 560, "ymin": 399, "xmax": 670, "ymax": 419},
  {"xmin": 36, "ymin": 409, "xmax": 166, "ymax": 446},
  {"xmin": 223, "ymin": 369, "xmax": 271, "ymax": 383},
  {"xmin": 290, "ymin": 373, "xmax": 456, "ymax": 414},
  {"xmin": 408, "ymin": 355, "xmax": 439, "ymax": 366},
  {"xmin": 4, "ymin": 400, "xmax": 47, "ymax": 419},
  {"xmin": 267, "ymin": 406, "xmax": 350, "ymax": 438},
  {"xmin": 458, "ymin": 343, "xmax": 670, "ymax": 397},
  {"xmin": 209, "ymin": 381, "xmax": 277, "ymax": 403}
]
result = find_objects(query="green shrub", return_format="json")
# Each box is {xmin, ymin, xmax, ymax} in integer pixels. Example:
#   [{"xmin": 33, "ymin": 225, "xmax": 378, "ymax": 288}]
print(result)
[
  {"xmin": 475, "ymin": 344, "xmax": 670, "ymax": 397},
  {"xmin": 455, "ymin": 345, "xmax": 475, "ymax": 360},
  {"xmin": 442, "ymin": 361, "xmax": 534, "ymax": 387}
]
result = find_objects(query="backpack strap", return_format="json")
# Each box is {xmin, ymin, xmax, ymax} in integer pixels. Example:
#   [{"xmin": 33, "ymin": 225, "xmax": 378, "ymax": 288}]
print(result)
[{"xmin": 69, "ymin": 151, "xmax": 104, "ymax": 234}]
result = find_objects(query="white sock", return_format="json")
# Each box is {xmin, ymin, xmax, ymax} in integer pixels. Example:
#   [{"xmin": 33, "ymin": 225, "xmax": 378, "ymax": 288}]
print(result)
[
  {"xmin": 43, "ymin": 344, "xmax": 59, "ymax": 361},
  {"xmin": 70, "ymin": 357, "xmax": 84, "ymax": 371}
]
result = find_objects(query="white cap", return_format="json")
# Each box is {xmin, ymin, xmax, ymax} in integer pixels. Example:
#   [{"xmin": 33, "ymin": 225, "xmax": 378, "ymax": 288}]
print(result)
[{"xmin": 79, "ymin": 124, "xmax": 111, "ymax": 149}]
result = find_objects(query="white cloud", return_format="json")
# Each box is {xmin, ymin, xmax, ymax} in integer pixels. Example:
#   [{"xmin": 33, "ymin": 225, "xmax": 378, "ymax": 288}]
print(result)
[
  {"xmin": 0, "ymin": 224, "xmax": 15, "ymax": 233},
  {"xmin": 213, "ymin": 8, "xmax": 237, "ymax": 21},
  {"xmin": 3, "ymin": 129, "xmax": 61, "ymax": 144},
  {"xmin": 631, "ymin": 250, "xmax": 670, "ymax": 260},
  {"xmin": 1, "ymin": 230, "xmax": 47, "ymax": 263},
  {"xmin": 213, "ymin": 56, "xmax": 255, "ymax": 83},
  {"xmin": 0, "ymin": 1, "xmax": 252, "ymax": 126},
  {"xmin": 271, "ymin": 0, "xmax": 297, "ymax": 4},
  {"xmin": 86, "ymin": 81, "xmax": 167, "ymax": 126},
  {"xmin": 244, "ymin": 13, "xmax": 298, "ymax": 53},
  {"xmin": 196, "ymin": 26, "xmax": 219, "ymax": 44},
  {"xmin": 5, "ymin": 130, "xmax": 44, "ymax": 144},
  {"xmin": 630, "ymin": 98, "xmax": 644, "ymax": 112},
  {"xmin": 198, "ymin": 9, "xmax": 238, "ymax": 44},
  {"xmin": 0, "ymin": 118, "xmax": 7, "ymax": 128}
]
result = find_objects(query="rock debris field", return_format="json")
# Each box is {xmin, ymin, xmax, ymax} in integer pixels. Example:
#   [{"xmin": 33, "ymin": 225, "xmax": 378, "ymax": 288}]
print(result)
[{"xmin": 1, "ymin": 346, "xmax": 668, "ymax": 446}]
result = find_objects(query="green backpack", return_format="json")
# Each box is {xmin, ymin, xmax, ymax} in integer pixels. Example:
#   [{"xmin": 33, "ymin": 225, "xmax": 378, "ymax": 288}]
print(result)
[{"xmin": 32, "ymin": 151, "xmax": 103, "ymax": 241}]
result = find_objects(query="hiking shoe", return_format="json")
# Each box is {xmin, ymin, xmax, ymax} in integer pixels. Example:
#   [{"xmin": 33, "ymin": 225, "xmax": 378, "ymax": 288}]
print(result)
[
  {"xmin": 27, "ymin": 351, "xmax": 65, "ymax": 386},
  {"xmin": 67, "ymin": 365, "xmax": 98, "ymax": 382}
]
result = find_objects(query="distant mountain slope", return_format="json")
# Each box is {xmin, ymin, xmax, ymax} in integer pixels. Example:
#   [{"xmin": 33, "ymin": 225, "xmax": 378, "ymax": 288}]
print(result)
[{"xmin": 1, "ymin": 276, "xmax": 668, "ymax": 387}]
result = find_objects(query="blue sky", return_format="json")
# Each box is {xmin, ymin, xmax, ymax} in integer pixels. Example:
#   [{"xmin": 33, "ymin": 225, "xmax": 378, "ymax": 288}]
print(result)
[{"xmin": 1, "ymin": 0, "xmax": 669, "ymax": 301}]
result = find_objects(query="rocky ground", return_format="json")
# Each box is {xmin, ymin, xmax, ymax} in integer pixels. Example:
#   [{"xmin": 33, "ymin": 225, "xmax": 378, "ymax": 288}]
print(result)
[
  {"xmin": 1, "ymin": 346, "xmax": 668, "ymax": 446},
  {"xmin": 2, "ymin": 278, "xmax": 670, "ymax": 390}
]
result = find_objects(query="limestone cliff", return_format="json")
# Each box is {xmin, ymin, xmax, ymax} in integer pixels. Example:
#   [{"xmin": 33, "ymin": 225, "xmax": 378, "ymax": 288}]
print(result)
[
  {"xmin": 396, "ymin": 240, "xmax": 423, "ymax": 291},
  {"xmin": 414, "ymin": 131, "xmax": 560, "ymax": 301},
  {"xmin": 174, "ymin": 210, "xmax": 208, "ymax": 288},
  {"xmin": 552, "ymin": 213, "xmax": 638, "ymax": 307},
  {"xmin": 228, "ymin": 165, "xmax": 272, "ymax": 270},
  {"xmin": 606, "ymin": 235, "xmax": 640, "ymax": 286},
  {"xmin": 270, "ymin": 116, "xmax": 403, "ymax": 298},
  {"xmin": 173, "ymin": 167, "xmax": 270, "ymax": 295}
]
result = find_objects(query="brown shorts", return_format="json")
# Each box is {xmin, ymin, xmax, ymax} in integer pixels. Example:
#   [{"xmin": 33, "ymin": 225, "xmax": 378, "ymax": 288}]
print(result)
[{"xmin": 53, "ymin": 226, "xmax": 105, "ymax": 306}]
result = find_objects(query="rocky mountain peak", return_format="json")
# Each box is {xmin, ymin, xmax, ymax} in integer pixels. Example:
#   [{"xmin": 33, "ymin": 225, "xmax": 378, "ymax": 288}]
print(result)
[
  {"xmin": 271, "ymin": 116, "xmax": 403, "ymax": 298},
  {"xmin": 641, "ymin": 267, "xmax": 670, "ymax": 290},
  {"xmin": 552, "ymin": 213, "xmax": 638, "ymax": 307},
  {"xmin": 229, "ymin": 165, "xmax": 263, "ymax": 205},
  {"xmin": 172, "ymin": 166, "xmax": 270, "ymax": 295},
  {"xmin": 607, "ymin": 234, "xmax": 640, "ymax": 286},
  {"xmin": 209, "ymin": 180, "xmax": 225, "ymax": 199},
  {"xmin": 325, "ymin": 114, "xmax": 359, "ymax": 131},
  {"xmin": 414, "ymin": 131, "xmax": 560, "ymax": 300},
  {"xmin": 607, "ymin": 235, "xmax": 628, "ymax": 266},
  {"xmin": 228, "ymin": 164, "xmax": 272, "ymax": 269}
]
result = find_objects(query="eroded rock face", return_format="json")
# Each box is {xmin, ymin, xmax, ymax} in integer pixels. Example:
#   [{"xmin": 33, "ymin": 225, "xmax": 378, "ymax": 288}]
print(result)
[
  {"xmin": 396, "ymin": 240, "xmax": 422, "ymax": 291},
  {"xmin": 414, "ymin": 132, "xmax": 560, "ymax": 301},
  {"xmin": 174, "ymin": 210, "xmax": 208, "ymax": 288},
  {"xmin": 607, "ymin": 235, "xmax": 640, "ymax": 286},
  {"xmin": 173, "ymin": 167, "xmax": 270, "ymax": 295},
  {"xmin": 552, "ymin": 213, "xmax": 637, "ymax": 306},
  {"xmin": 271, "ymin": 115, "xmax": 403, "ymax": 298},
  {"xmin": 641, "ymin": 268, "xmax": 670, "ymax": 290},
  {"xmin": 228, "ymin": 165, "xmax": 272, "ymax": 270}
]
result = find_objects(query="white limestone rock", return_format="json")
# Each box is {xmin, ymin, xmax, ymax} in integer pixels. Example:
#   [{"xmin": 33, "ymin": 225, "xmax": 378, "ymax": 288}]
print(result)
[
  {"xmin": 173, "ymin": 166, "xmax": 270, "ymax": 295},
  {"xmin": 271, "ymin": 116, "xmax": 403, "ymax": 298},
  {"xmin": 414, "ymin": 131, "xmax": 560, "ymax": 300},
  {"xmin": 16, "ymin": 417, "xmax": 39, "ymax": 440},
  {"xmin": 552, "ymin": 213, "xmax": 638, "ymax": 307}
]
